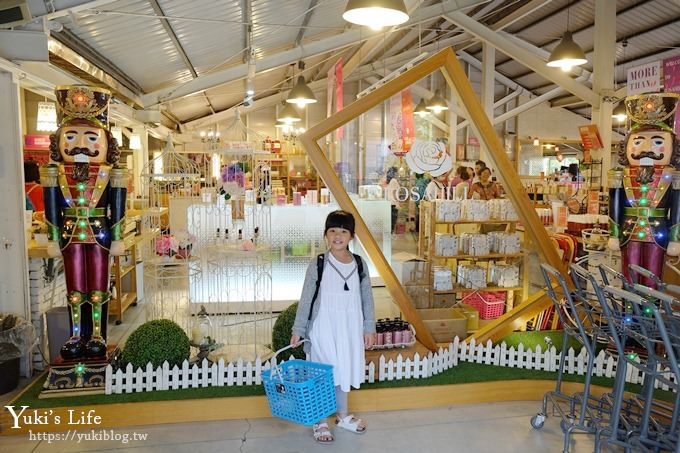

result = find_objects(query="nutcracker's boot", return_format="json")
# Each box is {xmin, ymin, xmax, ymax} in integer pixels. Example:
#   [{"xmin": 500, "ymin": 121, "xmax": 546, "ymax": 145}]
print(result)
[
  {"xmin": 85, "ymin": 290, "xmax": 109, "ymax": 358},
  {"xmin": 60, "ymin": 290, "xmax": 86, "ymax": 359}
]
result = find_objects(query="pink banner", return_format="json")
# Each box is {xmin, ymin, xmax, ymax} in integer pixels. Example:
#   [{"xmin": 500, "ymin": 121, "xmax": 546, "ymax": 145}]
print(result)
[
  {"xmin": 401, "ymin": 88, "xmax": 414, "ymax": 154},
  {"xmin": 335, "ymin": 59, "xmax": 343, "ymax": 139},
  {"xmin": 389, "ymin": 93, "xmax": 403, "ymax": 156},
  {"xmin": 24, "ymin": 134, "xmax": 50, "ymax": 150},
  {"xmin": 664, "ymin": 55, "xmax": 680, "ymax": 136}
]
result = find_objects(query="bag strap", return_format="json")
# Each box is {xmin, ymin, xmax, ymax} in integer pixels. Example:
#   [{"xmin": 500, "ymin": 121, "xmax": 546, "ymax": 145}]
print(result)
[
  {"xmin": 307, "ymin": 252, "xmax": 365, "ymax": 320},
  {"xmin": 308, "ymin": 253, "xmax": 325, "ymax": 320}
]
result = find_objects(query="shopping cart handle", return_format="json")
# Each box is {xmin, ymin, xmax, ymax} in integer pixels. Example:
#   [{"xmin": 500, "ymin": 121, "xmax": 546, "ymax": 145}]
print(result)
[
  {"xmin": 633, "ymin": 284, "xmax": 678, "ymax": 304},
  {"xmin": 628, "ymin": 264, "xmax": 662, "ymax": 284},
  {"xmin": 272, "ymin": 339, "xmax": 309, "ymax": 361},
  {"xmin": 603, "ymin": 285, "xmax": 646, "ymax": 305},
  {"xmin": 668, "ymin": 284, "xmax": 680, "ymax": 295}
]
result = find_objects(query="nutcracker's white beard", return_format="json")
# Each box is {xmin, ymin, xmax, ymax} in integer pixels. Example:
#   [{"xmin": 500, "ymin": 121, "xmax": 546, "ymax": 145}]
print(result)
[{"xmin": 636, "ymin": 165, "xmax": 655, "ymax": 184}]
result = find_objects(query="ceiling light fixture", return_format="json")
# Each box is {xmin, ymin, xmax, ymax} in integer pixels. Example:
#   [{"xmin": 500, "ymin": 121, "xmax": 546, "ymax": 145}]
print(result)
[
  {"xmin": 413, "ymin": 98, "xmax": 430, "ymax": 117},
  {"xmin": 129, "ymin": 133, "xmax": 142, "ymax": 150},
  {"xmin": 110, "ymin": 126, "xmax": 123, "ymax": 146},
  {"xmin": 612, "ymin": 102, "xmax": 627, "ymax": 122},
  {"xmin": 342, "ymin": 0, "xmax": 409, "ymax": 30},
  {"xmin": 546, "ymin": 2, "xmax": 587, "ymax": 72},
  {"xmin": 286, "ymin": 61, "xmax": 317, "ymax": 107},
  {"xmin": 245, "ymin": 79, "xmax": 255, "ymax": 96},
  {"xmin": 36, "ymin": 101, "xmax": 57, "ymax": 132},
  {"xmin": 277, "ymin": 103, "xmax": 302, "ymax": 123},
  {"xmin": 426, "ymin": 89, "xmax": 448, "ymax": 113}
]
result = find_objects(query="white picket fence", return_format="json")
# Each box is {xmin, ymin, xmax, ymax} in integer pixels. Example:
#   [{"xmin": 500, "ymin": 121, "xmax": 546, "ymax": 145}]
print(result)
[{"xmin": 105, "ymin": 337, "xmax": 677, "ymax": 394}]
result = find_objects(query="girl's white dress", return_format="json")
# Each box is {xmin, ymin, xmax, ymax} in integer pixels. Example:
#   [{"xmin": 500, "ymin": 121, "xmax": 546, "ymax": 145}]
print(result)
[{"xmin": 308, "ymin": 253, "xmax": 365, "ymax": 392}]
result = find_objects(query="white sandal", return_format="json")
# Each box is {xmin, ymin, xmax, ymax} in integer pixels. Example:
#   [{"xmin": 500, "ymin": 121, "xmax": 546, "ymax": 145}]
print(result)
[
  {"xmin": 335, "ymin": 414, "xmax": 367, "ymax": 434},
  {"xmin": 312, "ymin": 422, "xmax": 334, "ymax": 444}
]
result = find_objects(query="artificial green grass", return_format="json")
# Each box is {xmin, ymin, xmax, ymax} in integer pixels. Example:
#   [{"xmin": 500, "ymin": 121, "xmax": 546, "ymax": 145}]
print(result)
[
  {"xmin": 500, "ymin": 330, "xmax": 582, "ymax": 353},
  {"xmin": 14, "ymin": 361, "xmax": 675, "ymax": 409}
]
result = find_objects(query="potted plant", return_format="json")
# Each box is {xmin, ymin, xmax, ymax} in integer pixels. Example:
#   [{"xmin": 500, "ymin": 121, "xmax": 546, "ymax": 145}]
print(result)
[{"xmin": 0, "ymin": 314, "xmax": 37, "ymax": 394}]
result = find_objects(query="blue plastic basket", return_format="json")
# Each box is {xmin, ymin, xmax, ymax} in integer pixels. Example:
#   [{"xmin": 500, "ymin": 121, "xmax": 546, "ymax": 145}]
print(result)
[{"xmin": 262, "ymin": 358, "xmax": 336, "ymax": 426}]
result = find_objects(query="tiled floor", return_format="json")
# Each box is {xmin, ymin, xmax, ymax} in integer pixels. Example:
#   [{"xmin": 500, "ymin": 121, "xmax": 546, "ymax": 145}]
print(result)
[{"xmin": 0, "ymin": 401, "xmax": 625, "ymax": 452}]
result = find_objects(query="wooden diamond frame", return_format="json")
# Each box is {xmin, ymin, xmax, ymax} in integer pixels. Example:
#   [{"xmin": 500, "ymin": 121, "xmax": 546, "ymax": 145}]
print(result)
[{"xmin": 300, "ymin": 48, "xmax": 565, "ymax": 351}]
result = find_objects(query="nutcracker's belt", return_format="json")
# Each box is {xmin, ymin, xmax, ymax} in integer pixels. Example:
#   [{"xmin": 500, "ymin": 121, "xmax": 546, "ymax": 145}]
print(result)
[
  {"xmin": 623, "ymin": 207, "xmax": 665, "ymax": 217},
  {"xmin": 64, "ymin": 207, "xmax": 106, "ymax": 217}
]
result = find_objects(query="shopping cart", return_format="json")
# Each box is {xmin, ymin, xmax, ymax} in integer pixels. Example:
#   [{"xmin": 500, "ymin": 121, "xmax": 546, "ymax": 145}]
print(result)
[
  {"xmin": 262, "ymin": 341, "xmax": 336, "ymax": 426},
  {"xmin": 531, "ymin": 264, "xmax": 609, "ymax": 453},
  {"xmin": 591, "ymin": 284, "xmax": 679, "ymax": 452}
]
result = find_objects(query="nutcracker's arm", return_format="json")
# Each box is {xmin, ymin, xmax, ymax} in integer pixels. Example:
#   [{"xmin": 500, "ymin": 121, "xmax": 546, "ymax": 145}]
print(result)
[
  {"xmin": 670, "ymin": 171, "xmax": 680, "ymax": 243},
  {"xmin": 39, "ymin": 165, "xmax": 64, "ymax": 241},
  {"xmin": 608, "ymin": 169, "xmax": 624, "ymax": 240},
  {"xmin": 109, "ymin": 166, "xmax": 128, "ymax": 241}
]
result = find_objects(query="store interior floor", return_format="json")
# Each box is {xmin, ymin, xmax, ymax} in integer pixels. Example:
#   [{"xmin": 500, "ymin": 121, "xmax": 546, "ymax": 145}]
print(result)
[{"xmin": 1, "ymin": 401, "xmax": 624, "ymax": 452}]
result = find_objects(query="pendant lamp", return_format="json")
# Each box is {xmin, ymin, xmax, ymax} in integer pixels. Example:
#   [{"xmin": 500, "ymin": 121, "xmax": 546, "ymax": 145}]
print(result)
[
  {"xmin": 612, "ymin": 102, "xmax": 627, "ymax": 122},
  {"xmin": 547, "ymin": 31, "xmax": 587, "ymax": 71},
  {"xmin": 342, "ymin": 0, "xmax": 409, "ymax": 29},
  {"xmin": 36, "ymin": 101, "xmax": 58, "ymax": 132},
  {"xmin": 287, "ymin": 76, "xmax": 317, "ymax": 107},
  {"xmin": 277, "ymin": 103, "xmax": 301, "ymax": 123},
  {"xmin": 413, "ymin": 99, "xmax": 430, "ymax": 117},
  {"xmin": 286, "ymin": 61, "xmax": 317, "ymax": 107},
  {"xmin": 426, "ymin": 90, "xmax": 448, "ymax": 113}
]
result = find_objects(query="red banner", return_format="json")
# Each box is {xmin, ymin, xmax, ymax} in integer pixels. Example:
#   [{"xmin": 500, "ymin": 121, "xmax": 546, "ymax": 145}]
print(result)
[
  {"xmin": 401, "ymin": 88, "xmax": 414, "ymax": 154},
  {"xmin": 578, "ymin": 125, "xmax": 603, "ymax": 150}
]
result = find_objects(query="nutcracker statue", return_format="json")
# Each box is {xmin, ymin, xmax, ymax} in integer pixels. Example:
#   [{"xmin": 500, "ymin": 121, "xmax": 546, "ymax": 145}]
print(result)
[
  {"xmin": 41, "ymin": 85, "xmax": 128, "ymax": 360},
  {"xmin": 608, "ymin": 92, "xmax": 680, "ymax": 286}
]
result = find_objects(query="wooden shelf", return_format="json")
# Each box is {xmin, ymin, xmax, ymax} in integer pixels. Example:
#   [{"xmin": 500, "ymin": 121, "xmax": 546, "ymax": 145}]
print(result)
[
  {"xmin": 112, "ymin": 264, "xmax": 135, "ymax": 278},
  {"xmin": 433, "ymin": 286, "xmax": 523, "ymax": 295},
  {"xmin": 434, "ymin": 219, "xmax": 518, "ymax": 225},
  {"xmin": 435, "ymin": 253, "xmax": 523, "ymax": 260}
]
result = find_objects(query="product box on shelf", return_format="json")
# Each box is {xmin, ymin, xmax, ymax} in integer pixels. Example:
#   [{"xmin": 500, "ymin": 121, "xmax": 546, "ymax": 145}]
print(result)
[
  {"xmin": 405, "ymin": 285, "xmax": 430, "ymax": 309},
  {"xmin": 392, "ymin": 252, "xmax": 428, "ymax": 286},
  {"xmin": 417, "ymin": 308, "xmax": 468, "ymax": 342}
]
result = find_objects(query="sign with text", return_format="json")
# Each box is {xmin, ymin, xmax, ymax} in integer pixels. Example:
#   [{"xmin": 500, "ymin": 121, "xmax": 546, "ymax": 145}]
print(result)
[
  {"xmin": 627, "ymin": 61, "xmax": 661, "ymax": 95},
  {"xmin": 24, "ymin": 134, "xmax": 50, "ymax": 150},
  {"xmin": 578, "ymin": 124, "xmax": 603, "ymax": 150},
  {"xmin": 587, "ymin": 191, "xmax": 600, "ymax": 215},
  {"xmin": 664, "ymin": 55, "xmax": 680, "ymax": 137}
]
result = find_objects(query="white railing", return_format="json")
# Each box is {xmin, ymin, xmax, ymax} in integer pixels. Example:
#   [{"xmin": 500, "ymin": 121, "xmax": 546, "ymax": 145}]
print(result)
[{"xmin": 105, "ymin": 337, "xmax": 676, "ymax": 394}]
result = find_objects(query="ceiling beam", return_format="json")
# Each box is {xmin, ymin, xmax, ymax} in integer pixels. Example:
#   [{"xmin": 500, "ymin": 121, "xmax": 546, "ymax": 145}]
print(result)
[
  {"xmin": 550, "ymin": 95, "xmax": 587, "ymax": 108},
  {"xmin": 443, "ymin": 13, "xmax": 598, "ymax": 105},
  {"xmin": 4, "ymin": 0, "xmax": 119, "ymax": 27},
  {"xmin": 295, "ymin": 0, "xmax": 319, "ymax": 46},
  {"xmin": 140, "ymin": 0, "xmax": 488, "ymax": 107},
  {"xmin": 51, "ymin": 28, "xmax": 143, "ymax": 95}
]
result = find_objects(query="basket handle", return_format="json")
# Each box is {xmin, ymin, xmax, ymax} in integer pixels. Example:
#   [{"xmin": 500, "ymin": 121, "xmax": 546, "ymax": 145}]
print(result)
[{"xmin": 272, "ymin": 338, "xmax": 309, "ymax": 362}]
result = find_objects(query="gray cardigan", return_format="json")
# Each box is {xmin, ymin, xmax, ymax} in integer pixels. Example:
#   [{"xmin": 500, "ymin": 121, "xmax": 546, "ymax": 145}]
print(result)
[{"xmin": 291, "ymin": 251, "xmax": 376, "ymax": 353}]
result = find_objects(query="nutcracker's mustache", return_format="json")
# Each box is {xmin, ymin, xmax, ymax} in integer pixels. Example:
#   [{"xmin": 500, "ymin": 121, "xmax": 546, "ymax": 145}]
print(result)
[
  {"xmin": 631, "ymin": 151, "xmax": 664, "ymax": 160},
  {"xmin": 63, "ymin": 147, "xmax": 100, "ymax": 157}
]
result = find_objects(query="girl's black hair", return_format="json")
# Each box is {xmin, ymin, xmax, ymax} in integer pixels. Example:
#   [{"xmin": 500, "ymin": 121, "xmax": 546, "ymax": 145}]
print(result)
[{"xmin": 324, "ymin": 210, "xmax": 355, "ymax": 237}]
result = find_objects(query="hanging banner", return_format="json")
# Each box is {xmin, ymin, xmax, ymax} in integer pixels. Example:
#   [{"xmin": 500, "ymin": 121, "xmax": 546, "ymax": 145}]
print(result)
[
  {"xmin": 335, "ymin": 58, "xmax": 343, "ymax": 139},
  {"xmin": 326, "ymin": 65, "xmax": 335, "ymax": 119},
  {"xmin": 663, "ymin": 55, "xmax": 680, "ymax": 136},
  {"xmin": 401, "ymin": 88, "xmax": 414, "ymax": 154},
  {"xmin": 627, "ymin": 61, "xmax": 661, "ymax": 95},
  {"xmin": 388, "ymin": 93, "xmax": 404, "ymax": 156},
  {"xmin": 578, "ymin": 124, "xmax": 603, "ymax": 150},
  {"xmin": 24, "ymin": 134, "xmax": 50, "ymax": 150}
]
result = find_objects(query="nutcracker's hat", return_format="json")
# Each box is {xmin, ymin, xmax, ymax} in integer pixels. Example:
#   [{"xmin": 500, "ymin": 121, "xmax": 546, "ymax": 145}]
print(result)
[
  {"xmin": 55, "ymin": 85, "xmax": 111, "ymax": 130},
  {"xmin": 625, "ymin": 92, "xmax": 680, "ymax": 132}
]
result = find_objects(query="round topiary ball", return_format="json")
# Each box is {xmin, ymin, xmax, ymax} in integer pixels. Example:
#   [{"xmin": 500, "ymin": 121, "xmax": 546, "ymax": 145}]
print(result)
[
  {"xmin": 121, "ymin": 319, "xmax": 190, "ymax": 368},
  {"xmin": 271, "ymin": 302, "xmax": 305, "ymax": 359}
]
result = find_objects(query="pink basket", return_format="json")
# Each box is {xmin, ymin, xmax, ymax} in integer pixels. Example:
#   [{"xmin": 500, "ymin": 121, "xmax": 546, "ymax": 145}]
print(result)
[{"xmin": 461, "ymin": 291, "xmax": 506, "ymax": 319}]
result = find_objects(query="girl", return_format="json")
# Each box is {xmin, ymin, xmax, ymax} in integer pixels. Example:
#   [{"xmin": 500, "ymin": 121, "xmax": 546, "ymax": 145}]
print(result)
[
  {"xmin": 290, "ymin": 210, "xmax": 376, "ymax": 444},
  {"xmin": 468, "ymin": 167, "xmax": 500, "ymax": 200}
]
